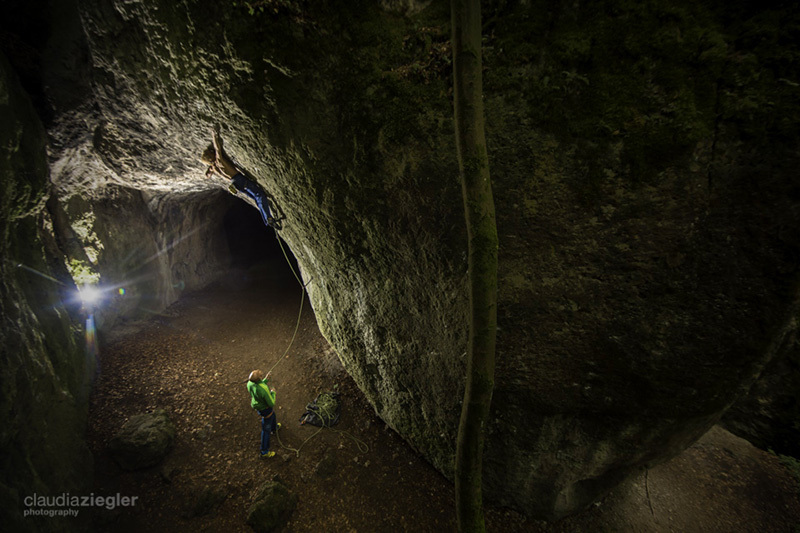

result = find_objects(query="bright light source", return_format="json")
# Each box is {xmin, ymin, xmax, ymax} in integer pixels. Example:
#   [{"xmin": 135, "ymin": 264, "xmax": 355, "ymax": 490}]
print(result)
[{"xmin": 80, "ymin": 285, "xmax": 102, "ymax": 306}]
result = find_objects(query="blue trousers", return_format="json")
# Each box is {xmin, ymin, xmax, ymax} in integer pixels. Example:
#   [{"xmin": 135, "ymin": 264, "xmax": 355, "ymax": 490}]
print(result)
[
  {"xmin": 258, "ymin": 407, "xmax": 277, "ymax": 454},
  {"xmin": 232, "ymin": 173, "xmax": 273, "ymax": 227}
]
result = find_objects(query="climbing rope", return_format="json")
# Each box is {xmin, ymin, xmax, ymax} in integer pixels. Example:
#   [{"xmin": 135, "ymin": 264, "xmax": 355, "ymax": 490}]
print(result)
[
  {"xmin": 266, "ymin": 281, "xmax": 306, "ymax": 375},
  {"xmin": 267, "ymin": 232, "xmax": 369, "ymax": 457},
  {"xmin": 275, "ymin": 230, "xmax": 302, "ymax": 286},
  {"xmin": 276, "ymin": 391, "xmax": 369, "ymax": 457},
  {"xmin": 276, "ymin": 422, "xmax": 324, "ymax": 457},
  {"xmin": 266, "ymin": 232, "xmax": 311, "ymax": 376}
]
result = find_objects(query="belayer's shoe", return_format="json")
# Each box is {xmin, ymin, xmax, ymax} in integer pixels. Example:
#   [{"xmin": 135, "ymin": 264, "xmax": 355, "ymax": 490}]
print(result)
[{"xmin": 260, "ymin": 451, "xmax": 276, "ymax": 459}]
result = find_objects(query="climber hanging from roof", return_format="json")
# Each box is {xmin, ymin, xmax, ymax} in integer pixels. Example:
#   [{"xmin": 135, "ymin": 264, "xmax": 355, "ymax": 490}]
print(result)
[{"xmin": 201, "ymin": 127, "xmax": 280, "ymax": 229}]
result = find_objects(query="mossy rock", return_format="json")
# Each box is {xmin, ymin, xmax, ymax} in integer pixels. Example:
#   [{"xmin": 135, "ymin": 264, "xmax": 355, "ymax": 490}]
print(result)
[
  {"xmin": 44, "ymin": 0, "xmax": 800, "ymax": 521},
  {"xmin": 108, "ymin": 409, "xmax": 176, "ymax": 470},
  {"xmin": 246, "ymin": 480, "xmax": 297, "ymax": 533}
]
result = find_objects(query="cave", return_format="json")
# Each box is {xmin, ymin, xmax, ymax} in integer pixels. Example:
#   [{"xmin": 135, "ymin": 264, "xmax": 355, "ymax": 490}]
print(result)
[
  {"xmin": 1, "ymin": 0, "xmax": 800, "ymax": 531},
  {"xmin": 223, "ymin": 200, "xmax": 279, "ymax": 269}
]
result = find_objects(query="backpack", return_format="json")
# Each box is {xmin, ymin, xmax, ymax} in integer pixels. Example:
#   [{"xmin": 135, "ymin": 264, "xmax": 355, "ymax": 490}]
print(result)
[{"xmin": 299, "ymin": 392, "xmax": 341, "ymax": 427}]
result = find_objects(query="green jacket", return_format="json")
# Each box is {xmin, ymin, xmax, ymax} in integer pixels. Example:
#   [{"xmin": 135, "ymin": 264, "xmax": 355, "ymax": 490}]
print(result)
[{"xmin": 247, "ymin": 379, "xmax": 276, "ymax": 411}]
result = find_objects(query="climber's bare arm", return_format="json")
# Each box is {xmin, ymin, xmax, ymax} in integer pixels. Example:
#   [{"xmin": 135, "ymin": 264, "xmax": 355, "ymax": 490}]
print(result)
[
  {"xmin": 212, "ymin": 130, "xmax": 239, "ymax": 179},
  {"xmin": 201, "ymin": 128, "xmax": 239, "ymax": 179}
]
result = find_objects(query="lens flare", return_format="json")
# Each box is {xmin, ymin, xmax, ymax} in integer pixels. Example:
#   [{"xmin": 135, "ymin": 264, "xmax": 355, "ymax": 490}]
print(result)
[
  {"xmin": 118, "ymin": 288, "xmax": 126, "ymax": 296},
  {"xmin": 85, "ymin": 314, "xmax": 97, "ymax": 359},
  {"xmin": 79, "ymin": 286, "xmax": 102, "ymax": 306}
]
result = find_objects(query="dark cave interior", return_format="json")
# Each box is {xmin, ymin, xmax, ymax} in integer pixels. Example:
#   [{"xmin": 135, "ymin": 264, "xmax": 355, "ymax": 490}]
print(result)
[{"xmin": 223, "ymin": 199, "xmax": 283, "ymax": 268}]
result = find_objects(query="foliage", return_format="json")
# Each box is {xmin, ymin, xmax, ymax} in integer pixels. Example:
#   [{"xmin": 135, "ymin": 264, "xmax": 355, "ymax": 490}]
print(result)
[{"xmin": 66, "ymin": 258, "xmax": 100, "ymax": 287}]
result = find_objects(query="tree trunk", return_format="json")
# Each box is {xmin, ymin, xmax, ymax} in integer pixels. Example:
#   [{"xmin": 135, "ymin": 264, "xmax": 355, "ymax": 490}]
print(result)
[{"xmin": 451, "ymin": 0, "xmax": 498, "ymax": 532}]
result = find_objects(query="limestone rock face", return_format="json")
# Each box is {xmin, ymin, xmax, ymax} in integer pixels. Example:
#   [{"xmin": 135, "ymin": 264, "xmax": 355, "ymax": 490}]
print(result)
[
  {"xmin": 723, "ymin": 318, "xmax": 800, "ymax": 457},
  {"xmin": 0, "ymin": 53, "xmax": 93, "ymax": 532},
  {"xmin": 108, "ymin": 409, "xmax": 176, "ymax": 470},
  {"xmin": 60, "ymin": 187, "xmax": 233, "ymax": 330},
  {"xmin": 4, "ymin": 0, "xmax": 799, "ymax": 522}
]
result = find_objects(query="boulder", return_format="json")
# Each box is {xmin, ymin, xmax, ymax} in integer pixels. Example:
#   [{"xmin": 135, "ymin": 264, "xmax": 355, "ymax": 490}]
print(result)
[
  {"xmin": 246, "ymin": 480, "xmax": 297, "ymax": 533},
  {"xmin": 5, "ymin": 0, "xmax": 798, "ymax": 521},
  {"xmin": 108, "ymin": 409, "xmax": 175, "ymax": 470},
  {"xmin": 723, "ymin": 321, "xmax": 800, "ymax": 457}
]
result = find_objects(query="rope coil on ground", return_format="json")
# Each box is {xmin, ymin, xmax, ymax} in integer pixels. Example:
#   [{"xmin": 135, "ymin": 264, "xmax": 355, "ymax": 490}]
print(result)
[{"xmin": 276, "ymin": 392, "xmax": 369, "ymax": 457}]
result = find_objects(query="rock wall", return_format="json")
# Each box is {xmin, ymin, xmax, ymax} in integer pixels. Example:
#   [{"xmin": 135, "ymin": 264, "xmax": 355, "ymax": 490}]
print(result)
[
  {"xmin": 76, "ymin": 0, "xmax": 470, "ymax": 477},
  {"xmin": 1, "ymin": 0, "xmax": 798, "ymax": 523},
  {"xmin": 723, "ymin": 313, "xmax": 800, "ymax": 457},
  {"xmin": 53, "ymin": 186, "xmax": 233, "ymax": 331},
  {"xmin": 480, "ymin": 2, "xmax": 800, "ymax": 516},
  {"xmin": 0, "ymin": 54, "xmax": 92, "ymax": 533},
  {"xmin": 0, "ymin": 2, "xmax": 239, "ymax": 530},
  {"xmin": 70, "ymin": 0, "xmax": 800, "ymax": 519}
]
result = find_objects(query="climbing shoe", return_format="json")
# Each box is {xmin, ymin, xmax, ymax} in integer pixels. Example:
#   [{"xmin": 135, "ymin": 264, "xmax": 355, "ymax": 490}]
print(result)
[{"xmin": 260, "ymin": 451, "xmax": 276, "ymax": 459}]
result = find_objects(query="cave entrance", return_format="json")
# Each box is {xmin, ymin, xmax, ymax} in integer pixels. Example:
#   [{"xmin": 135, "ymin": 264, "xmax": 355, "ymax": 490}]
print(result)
[{"xmin": 222, "ymin": 198, "xmax": 299, "ymax": 281}]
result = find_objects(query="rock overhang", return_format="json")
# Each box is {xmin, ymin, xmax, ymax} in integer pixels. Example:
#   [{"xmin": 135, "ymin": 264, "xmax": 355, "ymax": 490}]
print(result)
[{"xmin": 3, "ymin": 0, "xmax": 800, "ymax": 521}]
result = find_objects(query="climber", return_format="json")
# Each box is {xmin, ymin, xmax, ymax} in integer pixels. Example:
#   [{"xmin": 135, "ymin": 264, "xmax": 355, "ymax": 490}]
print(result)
[
  {"xmin": 247, "ymin": 369, "xmax": 281, "ymax": 458},
  {"xmin": 201, "ymin": 129, "xmax": 276, "ymax": 228}
]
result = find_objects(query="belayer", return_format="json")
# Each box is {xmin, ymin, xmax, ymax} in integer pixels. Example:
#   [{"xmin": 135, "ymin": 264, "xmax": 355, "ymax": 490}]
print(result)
[
  {"xmin": 247, "ymin": 369, "xmax": 281, "ymax": 458},
  {"xmin": 201, "ymin": 128, "xmax": 276, "ymax": 228}
]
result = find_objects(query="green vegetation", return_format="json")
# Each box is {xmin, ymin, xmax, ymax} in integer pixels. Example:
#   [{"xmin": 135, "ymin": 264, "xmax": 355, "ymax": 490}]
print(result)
[{"xmin": 66, "ymin": 258, "xmax": 100, "ymax": 287}]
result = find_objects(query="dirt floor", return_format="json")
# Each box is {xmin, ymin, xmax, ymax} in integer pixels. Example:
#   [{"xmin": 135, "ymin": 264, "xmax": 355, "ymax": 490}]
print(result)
[{"xmin": 86, "ymin": 254, "xmax": 800, "ymax": 532}]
